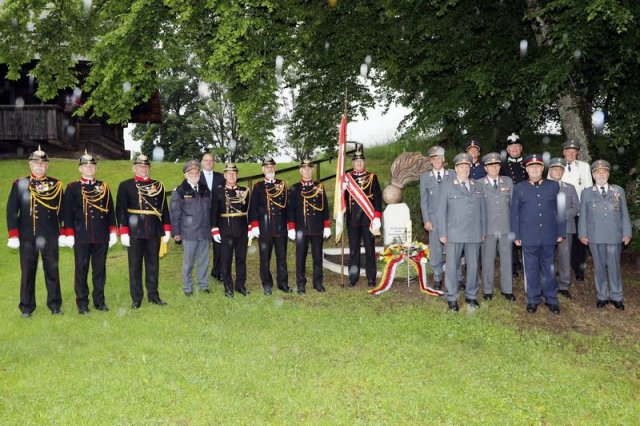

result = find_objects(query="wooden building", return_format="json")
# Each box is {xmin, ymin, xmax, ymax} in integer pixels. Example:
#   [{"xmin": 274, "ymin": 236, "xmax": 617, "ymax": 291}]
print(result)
[{"xmin": 0, "ymin": 62, "xmax": 161, "ymax": 160}]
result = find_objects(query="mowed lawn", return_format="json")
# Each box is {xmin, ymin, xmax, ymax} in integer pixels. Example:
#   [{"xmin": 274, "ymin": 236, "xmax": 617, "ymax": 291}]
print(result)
[{"xmin": 0, "ymin": 157, "xmax": 639, "ymax": 424}]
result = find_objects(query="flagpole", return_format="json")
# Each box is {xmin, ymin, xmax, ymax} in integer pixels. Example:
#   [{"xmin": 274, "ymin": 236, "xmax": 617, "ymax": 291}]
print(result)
[{"xmin": 341, "ymin": 89, "xmax": 347, "ymax": 288}]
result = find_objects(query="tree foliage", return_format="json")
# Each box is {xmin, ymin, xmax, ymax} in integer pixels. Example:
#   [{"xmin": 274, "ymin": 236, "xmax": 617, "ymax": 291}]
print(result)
[{"xmin": 1, "ymin": 0, "xmax": 640, "ymax": 164}]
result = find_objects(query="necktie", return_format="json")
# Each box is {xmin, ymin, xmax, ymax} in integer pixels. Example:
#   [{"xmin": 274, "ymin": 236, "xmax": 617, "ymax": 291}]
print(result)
[
  {"xmin": 601, "ymin": 186, "xmax": 606, "ymax": 197},
  {"xmin": 462, "ymin": 181, "xmax": 469, "ymax": 192},
  {"xmin": 493, "ymin": 179, "xmax": 498, "ymax": 189},
  {"xmin": 437, "ymin": 171, "xmax": 442, "ymax": 183},
  {"xmin": 567, "ymin": 163, "xmax": 572, "ymax": 172}
]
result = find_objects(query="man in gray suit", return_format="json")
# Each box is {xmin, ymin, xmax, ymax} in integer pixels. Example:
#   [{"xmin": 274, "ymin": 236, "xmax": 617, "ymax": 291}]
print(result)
[
  {"xmin": 478, "ymin": 152, "xmax": 515, "ymax": 301},
  {"xmin": 420, "ymin": 145, "xmax": 456, "ymax": 290},
  {"xmin": 437, "ymin": 153, "xmax": 486, "ymax": 311},
  {"xmin": 578, "ymin": 160, "xmax": 632, "ymax": 310},
  {"xmin": 548, "ymin": 158, "xmax": 580, "ymax": 299}
]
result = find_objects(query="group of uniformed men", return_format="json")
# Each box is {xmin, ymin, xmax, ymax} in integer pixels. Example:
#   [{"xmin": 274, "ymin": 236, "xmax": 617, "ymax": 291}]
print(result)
[
  {"xmin": 420, "ymin": 134, "xmax": 632, "ymax": 314},
  {"xmin": 6, "ymin": 147, "xmax": 382, "ymax": 317}
]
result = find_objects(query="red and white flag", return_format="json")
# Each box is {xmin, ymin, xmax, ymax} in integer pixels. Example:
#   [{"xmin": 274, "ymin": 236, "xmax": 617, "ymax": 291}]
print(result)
[{"xmin": 333, "ymin": 114, "xmax": 347, "ymax": 243}]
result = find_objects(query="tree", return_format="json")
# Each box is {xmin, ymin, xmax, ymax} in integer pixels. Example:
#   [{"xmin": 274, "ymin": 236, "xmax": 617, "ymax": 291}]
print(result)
[
  {"xmin": 2, "ymin": 0, "xmax": 640, "ymax": 163},
  {"xmin": 133, "ymin": 62, "xmax": 252, "ymax": 162}
]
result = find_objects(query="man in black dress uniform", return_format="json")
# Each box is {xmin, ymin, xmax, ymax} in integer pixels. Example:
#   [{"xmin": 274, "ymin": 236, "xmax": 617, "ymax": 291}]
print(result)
[
  {"xmin": 345, "ymin": 149, "xmax": 383, "ymax": 287},
  {"xmin": 287, "ymin": 159, "xmax": 331, "ymax": 294},
  {"xmin": 249, "ymin": 157, "xmax": 292, "ymax": 295},
  {"xmin": 62, "ymin": 151, "xmax": 117, "ymax": 314},
  {"xmin": 7, "ymin": 146, "xmax": 65, "ymax": 317},
  {"xmin": 500, "ymin": 132, "xmax": 528, "ymax": 278},
  {"xmin": 199, "ymin": 152, "xmax": 225, "ymax": 280},
  {"xmin": 116, "ymin": 154, "xmax": 171, "ymax": 309},
  {"xmin": 210, "ymin": 163, "xmax": 251, "ymax": 297}
]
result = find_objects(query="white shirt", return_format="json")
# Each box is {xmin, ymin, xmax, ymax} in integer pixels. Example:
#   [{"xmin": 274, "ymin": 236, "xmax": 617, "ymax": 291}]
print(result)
[
  {"xmin": 203, "ymin": 170, "xmax": 213, "ymax": 190},
  {"xmin": 559, "ymin": 159, "xmax": 592, "ymax": 201}
]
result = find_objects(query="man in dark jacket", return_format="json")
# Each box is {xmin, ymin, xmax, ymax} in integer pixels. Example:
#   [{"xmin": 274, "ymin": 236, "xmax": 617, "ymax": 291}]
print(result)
[
  {"xmin": 249, "ymin": 157, "xmax": 291, "ymax": 295},
  {"xmin": 210, "ymin": 163, "xmax": 251, "ymax": 297},
  {"xmin": 511, "ymin": 154, "xmax": 565, "ymax": 314},
  {"xmin": 62, "ymin": 151, "xmax": 117, "ymax": 314},
  {"xmin": 199, "ymin": 152, "xmax": 225, "ymax": 280},
  {"xmin": 7, "ymin": 146, "xmax": 65, "ymax": 317},
  {"xmin": 287, "ymin": 159, "xmax": 331, "ymax": 294},
  {"xmin": 500, "ymin": 132, "xmax": 528, "ymax": 278},
  {"xmin": 171, "ymin": 160, "xmax": 212, "ymax": 296},
  {"xmin": 345, "ymin": 149, "xmax": 382, "ymax": 287},
  {"xmin": 116, "ymin": 154, "xmax": 171, "ymax": 309}
]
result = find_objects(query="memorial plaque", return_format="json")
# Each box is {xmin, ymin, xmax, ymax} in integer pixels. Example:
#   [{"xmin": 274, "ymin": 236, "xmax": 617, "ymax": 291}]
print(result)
[{"xmin": 383, "ymin": 203, "xmax": 411, "ymax": 245}]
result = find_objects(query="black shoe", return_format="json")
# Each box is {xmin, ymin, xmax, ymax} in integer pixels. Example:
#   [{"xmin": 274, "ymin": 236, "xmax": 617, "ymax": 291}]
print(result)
[
  {"xmin": 236, "ymin": 288, "xmax": 249, "ymax": 296},
  {"xmin": 94, "ymin": 303, "xmax": 109, "ymax": 312},
  {"xmin": 314, "ymin": 285, "xmax": 326, "ymax": 293},
  {"xmin": 483, "ymin": 293, "xmax": 493, "ymax": 301},
  {"xmin": 21, "ymin": 311, "xmax": 31, "ymax": 318},
  {"xmin": 433, "ymin": 280, "xmax": 442, "ymax": 290},
  {"xmin": 501, "ymin": 292, "xmax": 516, "ymax": 301},
  {"xmin": 558, "ymin": 290, "xmax": 572, "ymax": 299},
  {"xmin": 526, "ymin": 303, "xmax": 538, "ymax": 313},
  {"xmin": 224, "ymin": 290, "xmax": 234, "ymax": 298},
  {"xmin": 278, "ymin": 285, "xmax": 292, "ymax": 293},
  {"xmin": 465, "ymin": 298, "xmax": 480, "ymax": 308},
  {"xmin": 575, "ymin": 276, "xmax": 585, "ymax": 282},
  {"xmin": 79, "ymin": 307, "xmax": 90, "ymax": 315},
  {"xmin": 348, "ymin": 282, "xmax": 357, "ymax": 287},
  {"xmin": 131, "ymin": 301, "xmax": 141, "ymax": 309},
  {"xmin": 184, "ymin": 291, "xmax": 193, "ymax": 297},
  {"xmin": 611, "ymin": 300, "xmax": 625, "ymax": 310},
  {"xmin": 202, "ymin": 289, "xmax": 211, "ymax": 293},
  {"xmin": 263, "ymin": 286, "xmax": 273, "ymax": 296},
  {"xmin": 546, "ymin": 303, "xmax": 560, "ymax": 314},
  {"xmin": 447, "ymin": 301, "xmax": 459, "ymax": 312},
  {"xmin": 367, "ymin": 282, "xmax": 376, "ymax": 288},
  {"xmin": 51, "ymin": 308, "xmax": 63, "ymax": 315},
  {"xmin": 596, "ymin": 299, "xmax": 608, "ymax": 308},
  {"xmin": 459, "ymin": 281, "xmax": 466, "ymax": 290},
  {"xmin": 297, "ymin": 287, "xmax": 306, "ymax": 294},
  {"xmin": 149, "ymin": 298, "xmax": 167, "ymax": 306}
]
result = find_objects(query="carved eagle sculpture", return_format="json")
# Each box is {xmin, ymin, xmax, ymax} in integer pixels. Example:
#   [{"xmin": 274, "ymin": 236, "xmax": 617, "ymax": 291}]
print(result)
[{"xmin": 383, "ymin": 152, "xmax": 431, "ymax": 204}]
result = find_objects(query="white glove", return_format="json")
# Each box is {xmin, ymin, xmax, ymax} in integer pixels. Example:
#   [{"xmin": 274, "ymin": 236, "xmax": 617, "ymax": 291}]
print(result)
[
  {"xmin": 323, "ymin": 227, "xmax": 331, "ymax": 239},
  {"xmin": 65, "ymin": 235, "xmax": 75, "ymax": 248},
  {"xmin": 58, "ymin": 235, "xmax": 67, "ymax": 247},
  {"xmin": 251, "ymin": 226, "xmax": 260, "ymax": 238},
  {"xmin": 7, "ymin": 237, "xmax": 19, "ymax": 249},
  {"xmin": 288, "ymin": 229, "xmax": 296, "ymax": 241},
  {"xmin": 371, "ymin": 217, "xmax": 381, "ymax": 231},
  {"xmin": 108, "ymin": 232, "xmax": 117, "ymax": 248},
  {"xmin": 162, "ymin": 231, "xmax": 171, "ymax": 244},
  {"xmin": 120, "ymin": 234, "xmax": 131, "ymax": 247},
  {"xmin": 213, "ymin": 234, "xmax": 221, "ymax": 244}
]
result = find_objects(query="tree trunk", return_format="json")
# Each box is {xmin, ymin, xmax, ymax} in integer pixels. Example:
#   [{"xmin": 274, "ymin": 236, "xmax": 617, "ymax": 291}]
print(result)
[
  {"xmin": 556, "ymin": 92, "xmax": 592, "ymax": 162},
  {"xmin": 526, "ymin": 0, "xmax": 592, "ymax": 162}
]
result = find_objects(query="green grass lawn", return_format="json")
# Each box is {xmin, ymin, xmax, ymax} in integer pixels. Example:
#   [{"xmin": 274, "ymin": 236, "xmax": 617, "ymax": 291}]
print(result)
[{"xmin": 0, "ymin": 156, "xmax": 639, "ymax": 424}]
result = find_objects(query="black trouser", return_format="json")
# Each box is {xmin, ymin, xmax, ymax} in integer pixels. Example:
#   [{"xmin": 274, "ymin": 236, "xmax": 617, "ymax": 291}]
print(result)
[
  {"xmin": 571, "ymin": 216, "xmax": 587, "ymax": 279},
  {"xmin": 295, "ymin": 234, "xmax": 323, "ymax": 290},
  {"xmin": 127, "ymin": 237, "xmax": 161, "ymax": 303},
  {"xmin": 512, "ymin": 243, "xmax": 522, "ymax": 275},
  {"xmin": 74, "ymin": 242, "xmax": 108, "ymax": 309},
  {"xmin": 19, "ymin": 237, "xmax": 62, "ymax": 314},
  {"xmin": 221, "ymin": 234, "xmax": 248, "ymax": 293},
  {"xmin": 348, "ymin": 225, "xmax": 376, "ymax": 285},
  {"xmin": 211, "ymin": 238, "xmax": 222, "ymax": 279},
  {"xmin": 258, "ymin": 234, "xmax": 288, "ymax": 289}
]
